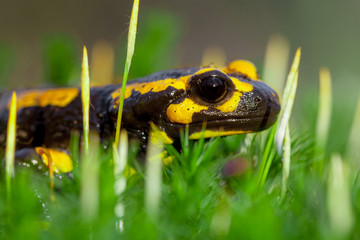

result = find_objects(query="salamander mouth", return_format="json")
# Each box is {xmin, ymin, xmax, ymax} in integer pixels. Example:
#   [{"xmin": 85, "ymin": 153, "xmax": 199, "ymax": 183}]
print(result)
[{"xmin": 163, "ymin": 115, "xmax": 278, "ymax": 139}]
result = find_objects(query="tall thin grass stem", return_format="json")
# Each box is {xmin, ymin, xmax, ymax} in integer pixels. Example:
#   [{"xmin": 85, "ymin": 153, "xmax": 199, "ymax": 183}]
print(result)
[
  {"xmin": 145, "ymin": 128, "xmax": 163, "ymax": 219},
  {"xmin": 115, "ymin": 0, "xmax": 139, "ymax": 147},
  {"xmin": 5, "ymin": 91, "xmax": 17, "ymax": 194},
  {"xmin": 327, "ymin": 154, "xmax": 354, "ymax": 238},
  {"xmin": 314, "ymin": 68, "xmax": 332, "ymax": 174},
  {"xmin": 275, "ymin": 48, "xmax": 301, "ymax": 153},
  {"xmin": 113, "ymin": 131, "xmax": 128, "ymax": 232},
  {"xmin": 281, "ymin": 124, "xmax": 291, "ymax": 199},
  {"xmin": 80, "ymin": 133, "xmax": 100, "ymax": 221},
  {"xmin": 347, "ymin": 95, "xmax": 360, "ymax": 168},
  {"xmin": 81, "ymin": 46, "xmax": 90, "ymax": 156}
]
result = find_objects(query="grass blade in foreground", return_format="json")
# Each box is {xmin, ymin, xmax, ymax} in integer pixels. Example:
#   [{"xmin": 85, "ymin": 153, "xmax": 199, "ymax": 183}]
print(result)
[
  {"xmin": 275, "ymin": 47, "xmax": 301, "ymax": 153},
  {"xmin": 115, "ymin": 0, "xmax": 139, "ymax": 147},
  {"xmin": 314, "ymin": 68, "xmax": 332, "ymax": 174},
  {"xmin": 113, "ymin": 130, "xmax": 128, "ymax": 231},
  {"xmin": 145, "ymin": 125, "xmax": 164, "ymax": 220},
  {"xmin": 5, "ymin": 92, "xmax": 16, "ymax": 194},
  {"xmin": 257, "ymin": 48, "xmax": 300, "ymax": 191},
  {"xmin": 80, "ymin": 46, "xmax": 99, "ymax": 222},
  {"xmin": 281, "ymin": 124, "xmax": 291, "ymax": 199},
  {"xmin": 327, "ymin": 154, "xmax": 354, "ymax": 238},
  {"xmin": 347, "ymin": 95, "xmax": 360, "ymax": 166},
  {"xmin": 81, "ymin": 46, "xmax": 90, "ymax": 156},
  {"xmin": 80, "ymin": 133, "xmax": 100, "ymax": 221}
]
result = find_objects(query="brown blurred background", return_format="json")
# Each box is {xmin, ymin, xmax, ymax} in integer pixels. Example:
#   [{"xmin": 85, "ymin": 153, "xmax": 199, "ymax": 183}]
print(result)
[{"xmin": 0, "ymin": 0, "xmax": 359, "ymax": 144}]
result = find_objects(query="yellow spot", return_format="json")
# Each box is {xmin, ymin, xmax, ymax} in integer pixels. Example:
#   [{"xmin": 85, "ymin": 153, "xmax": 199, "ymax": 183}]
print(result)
[
  {"xmin": 15, "ymin": 88, "xmax": 79, "ymax": 109},
  {"xmin": 162, "ymin": 155, "xmax": 173, "ymax": 166},
  {"xmin": 189, "ymin": 129, "xmax": 251, "ymax": 139},
  {"xmin": 216, "ymin": 77, "xmax": 253, "ymax": 112},
  {"xmin": 35, "ymin": 147, "xmax": 73, "ymax": 173},
  {"xmin": 16, "ymin": 91, "xmax": 42, "ymax": 108},
  {"xmin": 149, "ymin": 122, "xmax": 173, "ymax": 144},
  {"xmin": 216, "ymin": 92, "xmax": 243, "ymax": 112},
  {"xmin": 167, "ymin": 98, "xmax": 208, "ymax": 124},
  {"xmin": 224, "ymin": 60, "xmax": 259, "ymax": 80},
  {"xmin": 124, "ymin": 164, "xmax": 136, "ymax": 178},
  {"xmin": 111, "ymin": 87, "xmax": 133, "ymax": 103}
]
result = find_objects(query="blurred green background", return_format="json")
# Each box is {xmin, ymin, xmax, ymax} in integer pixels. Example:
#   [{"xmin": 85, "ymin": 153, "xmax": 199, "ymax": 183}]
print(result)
[{"xmin": 0, "ymin": 0, "xmax": 359, "ymax": 152}]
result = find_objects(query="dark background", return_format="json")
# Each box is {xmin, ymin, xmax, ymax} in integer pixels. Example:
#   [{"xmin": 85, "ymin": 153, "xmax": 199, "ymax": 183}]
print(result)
[{"xmin": 0, "ymin": 0, "xmax": 359, "ymax": 143}]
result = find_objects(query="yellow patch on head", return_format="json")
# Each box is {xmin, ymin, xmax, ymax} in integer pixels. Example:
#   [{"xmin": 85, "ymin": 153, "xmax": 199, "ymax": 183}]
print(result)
[
  {"xmin": 215, "ymin": 77, "xmax": 254, "ymax": 112},
  {"xmin": 189, "ymin": 129, "xmax": 251, "ymax": 139},
  {"xmin": 224, "ymin": 60, "xmax": 259, "ymax": 80},
  {"xmin": 35, "ymin": 147, "xmax": 73, "ymax": 173},
  {"xmin": 15, "ymin": 88, "xmax": 79, "ymax": 109},
  {"xmin": 167, "ymin": 98, "xmax": 208, "ymax": 124}
]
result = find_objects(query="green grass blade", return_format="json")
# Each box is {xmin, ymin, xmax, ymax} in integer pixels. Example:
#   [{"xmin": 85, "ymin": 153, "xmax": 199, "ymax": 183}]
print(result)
[
  {"xmin": 5, "ymin": 91, "xmax": 17, "ymax": 194},
  {"xmin": 281, "ymin": 124, "xmax": 291, "ymax": 199},
  {"xmin": 275, "ymin": 48, "xmax": 301, "ymax": 153},
  {"xmin": 145, "ymin": 129, "xmax": 163, "ymax": 220},
  {"xmin": 81, "ymin": 46, "xmax": 90, "ymax": 156},
  {"xmin": 115, "ymin": 0, "xmax": 139, "ymax": 147},
  {"xmin": 80, "ymin": 133, "xmax": 100, "ymax": 222},
  {"xmin": 314, "ymin": 68, "xmax": 332, "ymax": 174},
  {"xmin": 256, "ymin": 123, "xmax": 276, "ymax": 190},
  {"xmin": 257, "ymin": 48, "xmax": 300, "ymax": 191},
  {"xmin": 347, "ymin": 95, "xmax": 360, "ymax": 167},
  {"xmin": 113, "ymin": 130, "xmax": 128, "ymax": 231},
  {"xmin": 327, "ymin": 154, "xmax": 354, "ymax": 238}
]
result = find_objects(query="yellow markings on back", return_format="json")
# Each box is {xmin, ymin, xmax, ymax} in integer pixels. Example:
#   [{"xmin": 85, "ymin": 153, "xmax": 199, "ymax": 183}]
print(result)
[
  {"xmin": 15, "ymin": 88, "xmax": 79, "ymax": 109},
  {"xmin": 133, "ymin": 77, "xmax": 187, "ymax": 94},
  {"xmin": 216, "ymin": 77, "xmax": 254, "ymax": 112},
  {"xmin": 167, "ymin": 98, "xmax": 208, "ymax": 124},
  {"xmin": 111, "ymin": 87, "xmax": 133, "ymax": 104},
  {"xmin": 111, "ymin": 76, "xmax": 190, "ymax": 108},
  {"xmin": 189, "ymin": 129, "xmax": 251, "ymax": 139},
  {"xmin": 224, "ymin": 60, "xmax": 259, "ymax": 80},
  {"xmin": 35, "ymin": 147, "xmax": 73, "ymax": 173}
]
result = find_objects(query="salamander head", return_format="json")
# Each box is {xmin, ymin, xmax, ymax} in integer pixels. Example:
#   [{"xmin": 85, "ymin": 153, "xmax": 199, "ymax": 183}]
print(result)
[
  {"xmin": 163, "ymin": 60, "xmax": 281, "ymax": 139},
  {"xmin": 111, "ymin": 60, "xmax": 280, "ymax": 142}
]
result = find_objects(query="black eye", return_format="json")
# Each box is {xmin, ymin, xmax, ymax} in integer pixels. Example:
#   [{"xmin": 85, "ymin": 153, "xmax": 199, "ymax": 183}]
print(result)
[{"xmin": 198, "ymin": 76, "xmax": 227, "ymax": 103}]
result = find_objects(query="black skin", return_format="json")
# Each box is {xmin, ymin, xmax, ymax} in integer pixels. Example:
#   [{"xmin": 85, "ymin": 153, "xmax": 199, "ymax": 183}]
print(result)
[{"xmin": 0, "ymin": 67, "xmax": 280, "ymax": 157}]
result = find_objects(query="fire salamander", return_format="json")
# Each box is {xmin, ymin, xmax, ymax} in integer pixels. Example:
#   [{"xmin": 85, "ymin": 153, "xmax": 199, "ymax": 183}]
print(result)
[{"xmin": 0, "ymin": 60, "xmax": 280, "ymax": 173}]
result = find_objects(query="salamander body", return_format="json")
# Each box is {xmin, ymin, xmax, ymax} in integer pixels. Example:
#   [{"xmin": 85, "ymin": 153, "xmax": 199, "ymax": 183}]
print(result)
[{"xmin": 0, "ymin": 60, "xmax": 280, "ymax": 171}]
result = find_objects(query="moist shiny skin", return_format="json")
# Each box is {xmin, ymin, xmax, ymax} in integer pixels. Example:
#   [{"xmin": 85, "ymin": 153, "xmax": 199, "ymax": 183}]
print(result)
[{"xmin": 0, "ymin": 61, "xmax": 281, "ymax": 152}]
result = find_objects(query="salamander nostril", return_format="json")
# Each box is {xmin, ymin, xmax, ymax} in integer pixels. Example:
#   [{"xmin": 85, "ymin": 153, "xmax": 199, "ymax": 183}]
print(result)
[{"xmin": 255, "ymin": 96, "xmax": 261, "ymax": 103}]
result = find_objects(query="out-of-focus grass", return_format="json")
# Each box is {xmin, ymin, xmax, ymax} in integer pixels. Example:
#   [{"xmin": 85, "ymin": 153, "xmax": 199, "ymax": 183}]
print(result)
[{"xmin": 42, "ymin": 35, "xmax": 78, "ymax": 86}]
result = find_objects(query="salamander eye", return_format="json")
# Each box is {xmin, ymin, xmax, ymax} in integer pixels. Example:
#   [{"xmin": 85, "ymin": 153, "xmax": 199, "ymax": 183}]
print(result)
[
  {"xmin": 188, "ymin": 69, "xmax": 234, "ymax": 105},
  {"xmin": 198, "ymin": 76, "xmax": 227, "ymax": 103}
]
